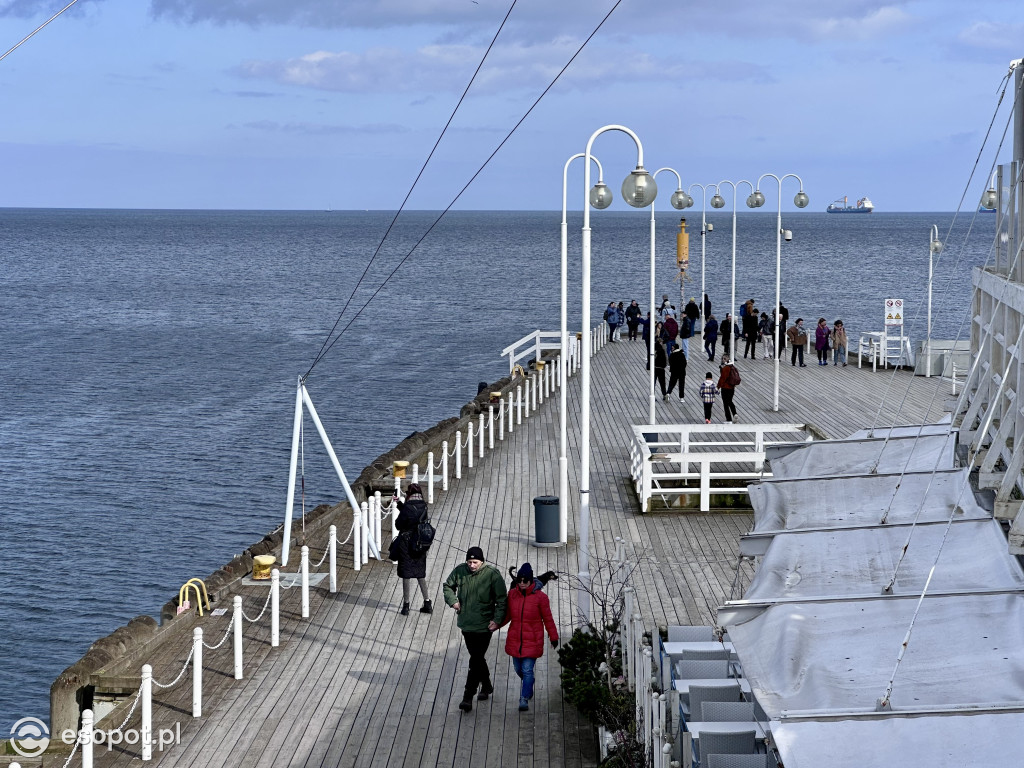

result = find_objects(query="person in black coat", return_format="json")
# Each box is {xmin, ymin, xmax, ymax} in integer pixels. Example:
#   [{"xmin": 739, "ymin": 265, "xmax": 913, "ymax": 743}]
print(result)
[
  {"xmin": 391, "ymin": 483, "xmax": 432, "ymax": 615},
  {"xmin": 742, "ymin": 310, "xmax": 760, "ymax": 359},
  {"xmin": 625, "ymin": 300, "xmax": 642, "ymax": 341},
  {"xmin": 654, "ymin": 341, "xmax": 668, "ymax": 398},
  {"xmin": 666, "ymin": 345, "xmax": 687, "ymax": 401}
]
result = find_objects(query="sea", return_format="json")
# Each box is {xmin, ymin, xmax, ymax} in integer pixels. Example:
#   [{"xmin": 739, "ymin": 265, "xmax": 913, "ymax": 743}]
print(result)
[{"xmin": 0, "ymin": 208, "xmax": 994, "ymax": 730}]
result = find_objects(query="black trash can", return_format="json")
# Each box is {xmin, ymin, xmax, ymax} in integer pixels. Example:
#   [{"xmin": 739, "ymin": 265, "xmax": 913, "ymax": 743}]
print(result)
[{"xmin": 533, "ymin": 495, "xmax": 560, "ymax": 546}]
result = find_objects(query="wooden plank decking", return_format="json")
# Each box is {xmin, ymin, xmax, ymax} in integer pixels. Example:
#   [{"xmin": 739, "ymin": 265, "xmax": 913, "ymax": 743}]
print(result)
[{"xmin": 85, "ymin": 336, "xmax": 949, "ymax": 768}]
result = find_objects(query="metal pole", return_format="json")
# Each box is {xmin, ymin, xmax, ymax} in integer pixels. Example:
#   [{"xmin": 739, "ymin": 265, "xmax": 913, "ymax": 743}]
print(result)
[
  {"xmin": 82, "ymin": 708, "xmax": 94, "ymax": 768},
  {"xmin": 192, "ymin": 627, "xmax": 202, "ymax": 718},
  {"xmin": 427, "ymin": 451, "xmax": 435, "ymax": 503},
  {"xmin": 774, "ymin": 182, "xmax": 782, "ymax": 410},
  {"xmin": 927, "ymin": 225, "xmax": 936, "ymax": 377},
  {"xmin": 301, "ymin": 545, "xmax": 310, "ymax": 618},
  {"xmin": 282, "ymin": 376, "xmax": 304, "ymax": 566},
  {"xmin": 233, "ymin": 595, "xmax": 243, "ymax": 679},
  {"xmin": 141, "ymin": 664, "xmax": 152, "ymax": 761},
  {"xmin": 441, "ymin": 441, "xmax": 449, "ymax": 489},
  {"xmin": 328, "ymin": 524, "xmax": 337, "ymax": 593},
  {"xmin": 649, "ymin": 191, "xmax": 658, "ymax": 424},
  {"xmin": 271, "ymin": 569, "xmax": 281, "ymax": 645},
  {"xmin": 455, "ymin": 431, "xmax": 462, "ymax": 478}
]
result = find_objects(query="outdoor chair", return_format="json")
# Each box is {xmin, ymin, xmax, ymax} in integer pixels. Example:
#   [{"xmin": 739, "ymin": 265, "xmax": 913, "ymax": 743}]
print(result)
[
  {"xmin": 707, "ymin": 754, "xmax": 772, "ymax": 768},
  {"xmin": 686, "ymin": 683, "xmax": 742, "ymax": 720},
  {"xmin": 698, "ymin": 730, "xmax": 757, "ymax": 767},
  {"xmin": 675, "ymin": 659, "xmax": 731, "ymax": 680},
  {"xmin": 700, "ymin": 701, "xmax": 755, "ymax": 722},
  {"xmin": 667, "ymin": 624, "xmax": 715, "ymax": 642}
]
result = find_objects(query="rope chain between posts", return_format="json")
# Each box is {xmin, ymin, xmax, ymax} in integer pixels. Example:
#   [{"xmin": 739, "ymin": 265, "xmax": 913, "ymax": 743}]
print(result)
[
  {"xmin": 241, "ymin": 589, "xmax": 273, "ymax": 623},
  {"xmin": 152, "ymin": 644, "xmax": 196, "ymax": 689},
  {"xmin": 202, "ymin": 615, "xmax": 235, "ymax": 650},
  {"xmin": 59, "ymin": 736, "xmax": 80, "ymax": 768},
  {"xmin": 312, "ymin": 545, "xmax": 330, "ymax": 568},
  {"xmin": 110, "ymin": 683, "xmax": 144, "ymax": 732},
  {"xmin": 339, "ymin": 520, "xmax": 356, "ymax": 545},
  {"xmin": 278, "ymin": 572, "xmax": 302, "ymax": 590}
]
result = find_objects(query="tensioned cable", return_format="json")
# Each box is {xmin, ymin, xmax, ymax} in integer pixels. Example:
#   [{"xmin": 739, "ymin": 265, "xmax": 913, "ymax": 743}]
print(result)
[
  {"xmin": 0, "ymin": 0, "xmax": 84, "ymax": 63},
  {"xmin": 305, "ymin": 0, "xmax": 521, "ymax": 377},
  {"xmin": 864, "ymin": 68, "xmax": 1015, "ymax": 444},
  {"xmin": 305, "ymin": 0, "xmax": 627, "ymax": 375}
]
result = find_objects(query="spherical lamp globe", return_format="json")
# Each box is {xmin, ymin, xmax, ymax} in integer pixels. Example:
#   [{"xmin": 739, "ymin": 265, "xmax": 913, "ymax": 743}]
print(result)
[
  {"xmin": 621, "ymin": 167, "xmax": 658, "ymax": 208},
  {"xmin": 670, "ymin": 190, "xmax": 687, "ymax": 210},
  {"xmin": 710, "ymin": 193, "xmax": 725, "ymax": 209},
  {"xmin": 589, "ymin": 182, "xmax": 613, "ymax": 210},
  {"xmin": 794, "ymin": 191, "xmax": 810, "ymax": 209}
]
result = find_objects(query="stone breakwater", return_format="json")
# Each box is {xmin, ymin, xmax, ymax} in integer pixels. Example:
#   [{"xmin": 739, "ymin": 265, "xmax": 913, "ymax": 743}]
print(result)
[{"xmin": 45, "ymin": 361, "xmax": 544, "ymax": 739}]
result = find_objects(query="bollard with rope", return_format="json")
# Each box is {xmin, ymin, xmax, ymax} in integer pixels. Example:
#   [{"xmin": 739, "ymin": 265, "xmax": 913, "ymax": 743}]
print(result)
[
  {"xmin": 488, "ymin": 406, "xmax": 495, "ymax": 450},
  {"xmin": 360, "ymin": 501, "xmax": 369, "ymax": 565},
  {"xmin": 517, "ymin": 385, "xmax": 523, "ymax": 424},
  {"xmin": 442, "ymin": 441, "xmax": 449, "ymax": 490},
  {"xmin": 329, "ymin": 524, "xmax": 337, "ymax": 593},
  {"xmin": 301, "ymin": 545, "xmax": 310, "ymax": 619},
  {"xmin": 192, "ymin": 628, "xmax": 203, "ymax": 718},
  {"xmin": 467, "ymin": 422, "xmax": 474, "ymax": 469},
  {"xmin": 427, "ymin": 451, "xmax": 435, "ymax": 503},
  {"xmin": 478, "ymin": 413, "xmax": 484, "ymax": 458},
  {"xmin": 499, "ymin": 397, "xmax": 505, "ymax": 439},
  {"xmin": 271, "ymin": 569, "xmax": 280, "ymax": 646},
  {"xmin": 233, "ymin": 596, "xmax": 243, "ymax": 679},
  {"xmin": 455, "ymin": 430, "xmax": 462, "ymax": 479},
  {"xmin": 82, "ymin": 708, "xmax": 94, "ymax": 768},
  {"xmin": 141, "ymin": 664, "xmax": 152, "ymax": 761}
]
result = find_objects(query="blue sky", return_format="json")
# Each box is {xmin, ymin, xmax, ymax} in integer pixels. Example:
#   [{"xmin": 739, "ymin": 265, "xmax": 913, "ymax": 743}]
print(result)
[{"xmin": 0, "ymin": 0, "xmax": 1021, "ymax": 211}]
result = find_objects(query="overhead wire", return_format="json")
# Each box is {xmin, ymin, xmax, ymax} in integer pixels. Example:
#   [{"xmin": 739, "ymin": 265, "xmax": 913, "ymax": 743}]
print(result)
[
  {"xmin": 304, "ymin": 0, "xmax": 627, "ymax": 377},
  {"xmin": 305, "ymin": 0, "xmax": 522, "ymax": 378},
  {"xmin": 0, "ymin": 0, "xmax": 84, "ymax": 64}
]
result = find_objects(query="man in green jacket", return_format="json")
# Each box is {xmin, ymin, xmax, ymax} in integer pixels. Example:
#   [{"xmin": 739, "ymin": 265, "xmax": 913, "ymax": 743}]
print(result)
[{"xmin": 443, "ymin": 546, "xmax": 508, "ymax": 712}]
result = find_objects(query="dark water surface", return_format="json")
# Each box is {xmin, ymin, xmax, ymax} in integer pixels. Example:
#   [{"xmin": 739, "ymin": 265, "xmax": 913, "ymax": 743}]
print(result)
[{"xmin": 0, "ymin": 208, "xmax": 993, "ymax": 728}]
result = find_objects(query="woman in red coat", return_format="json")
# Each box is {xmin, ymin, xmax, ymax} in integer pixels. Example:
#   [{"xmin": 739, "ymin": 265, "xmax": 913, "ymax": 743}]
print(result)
[{"xmin": 498, "ymin": 563, "xmax": 559, "ymax": 711}]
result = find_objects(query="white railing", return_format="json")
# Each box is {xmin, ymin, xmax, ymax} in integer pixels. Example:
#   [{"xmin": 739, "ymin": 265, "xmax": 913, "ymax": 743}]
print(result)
[
  {"xmin": 501, "ymin": 329, "xmax": 581, "ymax": 374},
  {"xmin": 629, "ymin": 423, "xmax": 814, "ymax": 512},
  {"xmin": 857, "ymin": 330, "xmax": 915, "ymax": 370}
]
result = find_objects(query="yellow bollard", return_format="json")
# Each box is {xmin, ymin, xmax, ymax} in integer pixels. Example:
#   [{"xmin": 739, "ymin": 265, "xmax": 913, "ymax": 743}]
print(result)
[
  {"xmin": 393, "ymin": 460, "xmax": 409, "ymax": 479},
  {"xmin": 252, "ymin": 555, "xmax": 276, "ymax": 580}
]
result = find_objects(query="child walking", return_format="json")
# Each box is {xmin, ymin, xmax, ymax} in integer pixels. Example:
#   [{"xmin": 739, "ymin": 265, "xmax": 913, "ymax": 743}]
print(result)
[{"xmin": 699, "ymin": 372, "xmax": 719, "ymax": 424}]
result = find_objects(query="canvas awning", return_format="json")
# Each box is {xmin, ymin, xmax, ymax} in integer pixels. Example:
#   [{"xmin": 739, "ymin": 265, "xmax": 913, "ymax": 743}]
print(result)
[{"xmin": 765, "ymin": 432, "xmax": 956, "ymax": 479}]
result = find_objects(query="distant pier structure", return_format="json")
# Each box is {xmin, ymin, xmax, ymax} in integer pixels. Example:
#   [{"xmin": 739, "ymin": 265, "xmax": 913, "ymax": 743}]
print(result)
[{"xmin": 955, "ymin": 60, "xmax": 1024, "ymax": 553}]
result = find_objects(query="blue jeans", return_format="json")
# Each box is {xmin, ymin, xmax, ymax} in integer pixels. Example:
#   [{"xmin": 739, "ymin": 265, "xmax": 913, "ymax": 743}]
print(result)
[
  {"xmin": 833, "ymin": 345, "xmax": 847, "ymax": 365},
  {"xmin": 512, "ymin": 657, "xmax": 536, "ymax": 700}
]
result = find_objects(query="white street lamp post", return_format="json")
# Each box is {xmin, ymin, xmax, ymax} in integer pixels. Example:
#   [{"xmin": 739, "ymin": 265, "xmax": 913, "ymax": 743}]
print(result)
[
  {"xmin": 579, "ymin": 124, "xmax": 656, "ymax": 623},
  {"xmin": 712, "ymin": 180, "xmax": 753, "ymax": 352},
  {"xmin": 648, "ymin": 168, "xmax": 687, "ymax": 424},
  {"xmin": 748, "ymin": 174, "xmax": 809, "ymax": 411},
  {"xmin": 927, "ymin": 224, "xmax": 942, "ymax": 378},
  {"xmin": 560, "ymin": 153, "xmax": 610, "ymax": 544},
  {"xmin": 685, "ymin": 184, "xmax": 715, "ymax": 335}
]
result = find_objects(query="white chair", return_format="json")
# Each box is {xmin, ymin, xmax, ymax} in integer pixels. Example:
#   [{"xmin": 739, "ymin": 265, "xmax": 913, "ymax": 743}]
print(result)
[{"xmin": 668, "ymin": 624, "xmax": 715, "ymax": 642}]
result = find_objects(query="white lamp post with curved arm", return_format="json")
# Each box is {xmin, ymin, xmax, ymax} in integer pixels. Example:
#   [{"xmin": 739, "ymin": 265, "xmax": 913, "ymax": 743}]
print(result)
[
  {"xmin": 579, "ymin": 124, "xmax": 656, "ymax": 623},
  {"xmin": 747, "ymin": 173, "xmax": 809, "ymax": 411},
  {"xmin": 647, "ymin": 168, "xmax": 688, "ymax": 423},
  {"xmin": 559, "ymin": 153, "xmax": 610, "ymax": 544},
  {"xmin": 684, "ymin": 184, "xmax": 715, "ymax": 336},
  {"xmin": 711, "ymin": 180, "xmax": 753, "ymax": 349}
]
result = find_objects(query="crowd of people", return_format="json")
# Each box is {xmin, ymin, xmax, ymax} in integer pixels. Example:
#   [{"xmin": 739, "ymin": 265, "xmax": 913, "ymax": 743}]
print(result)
[{"xmin": 604, "ymin": 292, "xmax": 852, "ymax": 423}]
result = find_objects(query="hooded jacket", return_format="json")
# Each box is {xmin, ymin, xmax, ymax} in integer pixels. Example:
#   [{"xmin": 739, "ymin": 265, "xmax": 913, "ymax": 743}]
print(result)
[{"xmin": 498, "ymin": 582, "xmax": 558, "ymax": 659}]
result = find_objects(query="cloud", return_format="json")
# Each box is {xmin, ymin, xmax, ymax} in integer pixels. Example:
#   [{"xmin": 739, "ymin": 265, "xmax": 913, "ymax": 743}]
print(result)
[
  {"xmin": 958, "ymin": 21, "xmax": 1024, "ymax": 53},
  {"xmin": 148, "ymin": 0, "xmax": 484, "ymax": 28},
  {"xmin": 236, "ymin": 119, "xmax": 408, "ymax": 135},
  {"xmin": 235, "ymin": 39, "xmax": 773, "ymax": 95}
]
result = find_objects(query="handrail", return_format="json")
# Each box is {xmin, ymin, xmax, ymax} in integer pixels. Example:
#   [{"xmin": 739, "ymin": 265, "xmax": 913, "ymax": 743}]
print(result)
[
  {"xmin": 177, "ymin": 578, "xmax": 211, "ymax": 616},
  {"xmin": 501, "ymin": 329, "xmax": 572, "ymax": 373}
]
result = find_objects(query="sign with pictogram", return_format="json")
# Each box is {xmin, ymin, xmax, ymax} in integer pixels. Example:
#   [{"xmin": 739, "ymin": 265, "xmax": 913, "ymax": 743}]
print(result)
[{"xmin": 885, "ymin": 298, "xmax": 904, "ymax": 328}]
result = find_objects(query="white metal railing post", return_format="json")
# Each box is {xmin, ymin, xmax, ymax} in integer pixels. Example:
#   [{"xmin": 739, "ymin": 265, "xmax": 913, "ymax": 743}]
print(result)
[
  {"xmin": 546, "ymin": 361, "xmax": 552, "ymax": 397},
  {"xmin": 478, "ymin": 414, "xmax": 485, "ymax": 457},
  {"xmin": 81, "ymin": 708, "xmax": 94, "ymax": 768},
  {"xmin": 387, "ymin": 489, "xmax": 397, "ymax": 539},
  {"xmin": 499, "ymin": 397, "xmax": 505, "ymax": 439},
  {"xmin": 412, "ymin": 463, "xmax": 419, "ymax": 485},
  {"xmin": 467, "ymin": 423, "xmax": 474, "ymax": 468},
  {"xmin": 517, "ymin": 385, "xmax": 523, "ymax": 424},
  {"xmin": 141, "ymin": 664, "xmax": 153, "ymax": 761},
  {"xmin": 360, "ymin": 501, "xmax": 369, "ymax": 564},
  {"xmin": 352, "ymin": 506, "xmax": 361, "ymax": 572},
  {"xmin": 301, "ymin": 545, "xmax": 310, "ymax": 618},
  {"xmin": 488, "ymin": 406, "xmax": 495, "ymax": 450},
  {"xmin": 192, "ymin": 627, "xmax": 203, "ymax": 718},
  {"xmin": 623, "ymin": 588, "xmax": 635, "ymax": 690},
  {"xmin": 455, "ymin": 431, "xmax": 463, "ymax": 478},
  {"xmin": 700, "ymin": 460, "xmax": 711, "ymax": 512},
  {"xmin": 271, "ymin": 569, "xmax": 280, "ymax": 646},
  {"xmin": 233, "ymin": 595, "xmax": 243, "ymax": 679},
  {"xmin": 531, "ymin": 374, "xmax": 538, "ymax": 411},
  {"xmin": 373, "ymin": 493, "xmax": 382, "ymax": 552},
  {"xmin": 535, "ymin": 331, "xmax": 542, "ymax": 368},
  {"xmin": 524, "ymin": 378, "xmax": 531, "ymax": 416},
  {"xmin": 441, "ymin": 442, "xmax": 449, "ymax": 489},
  {"xmin": 952, "ymin": 362, "xmax": 958, "ymax": 395},
  {"xmin": 427, "ymin": 451, "xmax": 435, "ymax": 503},
  {"xmin": 755, "ymin": 428, "xmax": 765, "ymax": 471},
  {"xmin": 539, "ymin": 367, "xmax": 546, "ymax": 403},
  {"xmin": 329, "ymin": 524, "xmax": 337, "ymax": 593}
]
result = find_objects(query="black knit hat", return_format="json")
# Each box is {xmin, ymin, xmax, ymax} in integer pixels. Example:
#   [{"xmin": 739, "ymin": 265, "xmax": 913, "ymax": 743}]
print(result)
[
  {"xmin": 466, "ymin": 546, "xmax": 485, "ymax": 562},
  {"xmin": 516, "ymin": 563, "xmax": 534, "ymax": 581}
]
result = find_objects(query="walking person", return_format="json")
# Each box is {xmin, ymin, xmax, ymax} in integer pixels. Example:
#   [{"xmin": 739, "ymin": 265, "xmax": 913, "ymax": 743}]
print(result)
[
  {"xmin": 497, "ymin": 563, "xmax": 559, "ymax": 712},
  {"xmin": 604, "ymin": 302, "xmax": 621, "ymax": 342},
  {"xmin": 614, "ymin": 302, "xmax": 626, "ymax": 341},
  {"xmin": 815, "ymin": 318, "xmax": 831, "ymax": 366},
  {"xmin": 742, "ymin": 309, "xmax": 759, "ymax": 359},
  {"xmin": 702, "ymin": 293, "xmax": 712, "ymax": 320},
  {"xmin": 831, "ymin": 319, "xmax": 848, "ymax": 366},
  {"xmin": 662, "ymin": 313, "xmax": 679, "ymax": 356},
  {"xmin": 642, "ymin": 315, "xmax": 655, "ymax": 369},
  {"xmin": 389, "ymin": 483, "xmax": 432, "ymax": 615},
  {"xmin": 718, "ymin": 355, "xmax": 740, "ymax": 422},
  {"xmin": 654, "ymin": 340, "xmax": 668, "ymax": 399},
  {"xmin": 777, "ymin": 302, "xmax": 790, "ymax": 359},
  {"xmin": 684, "ymin": 297, "xmax": 700, "ymax": 328},
  {"xmin": 703, "ymin": 314, "xmax": 719, "ymax": 361},
  {"xmin": 787, "ymin": 318, "xmax": 808, "ymax": 367},
  {"xmin": 667, "ymin": 344, "xmax": 687, "ymax": 401},
  {"xmin": 720, "ymin": 314, "xmax": 733, "ymax": 361},
  {"xmin": 443, "ymin": 546, "xmax": 508, "ymax": 712},
  {"xmin": 625, "ymin": 300, "xmax": 642, "ymax": 341},
  {"xmin": 678, "ymin": 313, "xmax": 693, "ymax": 358},
  {"xmin": 698, "ymin": 372, "xmax": 719, "ymax": 424}
]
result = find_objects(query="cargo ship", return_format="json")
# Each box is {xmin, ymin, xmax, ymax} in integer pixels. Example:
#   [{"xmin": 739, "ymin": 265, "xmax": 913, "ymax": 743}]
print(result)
[{"xmin": 826, "ymin": 195, "xmax": 874, "ymax": 213}]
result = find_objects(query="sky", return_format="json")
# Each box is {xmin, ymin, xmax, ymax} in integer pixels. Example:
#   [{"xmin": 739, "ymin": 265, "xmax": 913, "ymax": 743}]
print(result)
[{"xmin": 0, "ymin": 0, "xmax": 1022, "ymax": 211}]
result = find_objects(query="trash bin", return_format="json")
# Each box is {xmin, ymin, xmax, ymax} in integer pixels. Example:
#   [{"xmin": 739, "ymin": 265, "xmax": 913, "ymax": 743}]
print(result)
[{"xmin": 533, "ymin": 495, "xmax": 560, "ymax": 546}]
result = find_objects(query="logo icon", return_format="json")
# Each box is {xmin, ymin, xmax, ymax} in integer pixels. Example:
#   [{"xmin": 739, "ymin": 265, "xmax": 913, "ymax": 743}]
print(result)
[{"xmin": 10, "ymin": 716, "xmax": 50, "ymax": 757}]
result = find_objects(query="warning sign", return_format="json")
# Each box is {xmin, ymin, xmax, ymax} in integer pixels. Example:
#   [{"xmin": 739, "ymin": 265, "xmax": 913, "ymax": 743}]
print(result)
[{"xmin": 885, "ymin": 298, "xmax": 904, "ymax": 328}]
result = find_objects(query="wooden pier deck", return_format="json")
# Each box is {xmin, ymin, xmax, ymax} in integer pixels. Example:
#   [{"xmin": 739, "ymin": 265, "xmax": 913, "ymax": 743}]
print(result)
[{"xmin": 86, "ymin": 337, "xmax": 949, "ymax": 768}]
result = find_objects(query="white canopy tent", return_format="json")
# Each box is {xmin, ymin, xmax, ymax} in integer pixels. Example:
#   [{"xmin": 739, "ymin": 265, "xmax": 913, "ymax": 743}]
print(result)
[
  {"xmin": 740, "ymin": 518, "xmax": 1024, "ymax": 602},
  {"xmin": 765, "ymin": 432, "xmax": 956, "ymax": 479},
  {"xmin": 747, "ymin": 468, "xmax": 986, "ymax": 534},
  {"xmin": 772, "ymin": 713, "xmax": 1024, "ymax": 768}
]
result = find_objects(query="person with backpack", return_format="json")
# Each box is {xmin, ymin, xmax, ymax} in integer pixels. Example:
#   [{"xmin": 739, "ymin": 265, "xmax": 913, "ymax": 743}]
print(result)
[
  {"xmin": 497, "ymin": 563, "xmax": 559, "ymax": 712},
  {"xmin": 717, "ymin": 355, "xmax": 741, "ymax": 422},
  {"xmin": 698, "ymin": 372, "xmax": 718, "ymax": 424},
  {"xmin": 678, "ymin": 313, "xmax": 693, "ymax": 358},
  {"xmin": 604, "ymin": 302, "xmax": 621, "ymax": 342},
  {"xmin": 661, "ymin": 314, "xmax": 679, "ymax": 355},
  {"xmin": 389, "ymin": 483, "xmax": 433, "ymax": 616}
]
